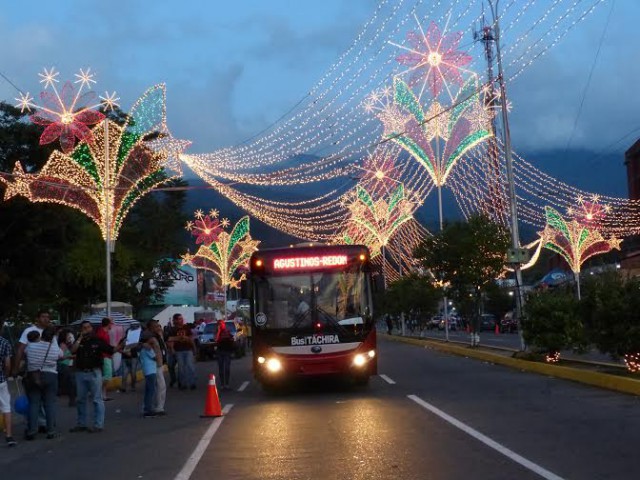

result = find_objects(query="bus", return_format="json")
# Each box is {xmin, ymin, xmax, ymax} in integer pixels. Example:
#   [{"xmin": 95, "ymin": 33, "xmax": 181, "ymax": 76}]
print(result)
[{"xmin": 248, "ymin": 244, "xmax": 376, "ymax": 388}]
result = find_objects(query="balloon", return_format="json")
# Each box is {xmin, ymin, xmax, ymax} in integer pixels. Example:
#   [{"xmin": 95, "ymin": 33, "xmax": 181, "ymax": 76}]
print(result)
[{"xmin": 14, "ymin": 394, "xmax": 29, "ymax": 416}]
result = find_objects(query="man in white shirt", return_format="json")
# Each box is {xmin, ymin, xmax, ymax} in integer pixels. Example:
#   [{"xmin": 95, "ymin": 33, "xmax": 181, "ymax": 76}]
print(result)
[{"xmin": 13, "ymin": 310, "xmax": 57, "ymax": 376}]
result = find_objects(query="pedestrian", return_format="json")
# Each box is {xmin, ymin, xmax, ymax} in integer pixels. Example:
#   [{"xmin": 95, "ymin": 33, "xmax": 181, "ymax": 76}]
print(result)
[
  {"xmin": 385, "ymin": 314, "xmax": 393, "ymax": 335},
  {"xmin": 69, "ymin": 320, "xmax": 119, "ymax": 433},
  {"xmin": 0, "ymin": 318, "xmax": 17, "ymax": 447},
  {"xmin": 138, "ymin": 332, "xmax": 161, "ymax": 418},
  {"xmin": 57, "ymin": 329, "xmax": 76, "ymax": 407},
  {"xmin": 13, "ymin": 310, "xmax": 57, "ymax": 377},
  {"xmin": 163, "ymin": 314, "xmax": 181, "ymax": 388},
  {"xmin": 165, "ymin": 314, "xmax": 196, "ymax": 390},
  {"xmin": 118, "ymin": 325, "xmax": 140, "ymax": 393},
  {"xmin": 148, "ymin": 320, "xmax": 167, "ymax": 415},
  {"xmin": 215, "ymin": 320, "xmax": 234, "ymax": 390},
  {"xmin": 24, "ymin": 327, "xmax": 62, "ymax": 440},
  {"xmin": 96, "ymin": 317, "xmax": 114, "ymax": 401}
]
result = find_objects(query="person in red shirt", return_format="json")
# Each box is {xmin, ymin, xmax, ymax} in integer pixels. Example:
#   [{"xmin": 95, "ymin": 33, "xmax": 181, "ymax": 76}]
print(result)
[{"xmin": 95, "ymin": 318, "xmax": 114, "ymax": 401}]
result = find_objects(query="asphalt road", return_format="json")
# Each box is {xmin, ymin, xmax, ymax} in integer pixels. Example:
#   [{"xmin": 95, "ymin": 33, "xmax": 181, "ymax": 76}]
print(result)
[{"xmin": 3, "ymin": 337, "xmax": 639, "ymax": 479}]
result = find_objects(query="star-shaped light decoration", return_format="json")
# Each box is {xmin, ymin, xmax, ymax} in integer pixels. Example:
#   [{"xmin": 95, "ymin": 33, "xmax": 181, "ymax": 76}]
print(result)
[
  {"xmin": 390, "ymin": 16, "xmax": 473, "ymax": 101},
  {"xmin": 568, "ymin": 195, "xmax": 611, "ymax": 229},
  {"xmin": 1, "ymin": 162, "xmax": 33, "ymax": 200},
  {"xmin": 16, "ymin": 67, "xmax": 118, "ymax": 154}
]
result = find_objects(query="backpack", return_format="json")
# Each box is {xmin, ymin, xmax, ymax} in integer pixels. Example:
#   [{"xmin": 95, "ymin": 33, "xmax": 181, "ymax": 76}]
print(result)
[{"xmin": 217, "ymin": 328, "xmax": 234, "ymax": 351}]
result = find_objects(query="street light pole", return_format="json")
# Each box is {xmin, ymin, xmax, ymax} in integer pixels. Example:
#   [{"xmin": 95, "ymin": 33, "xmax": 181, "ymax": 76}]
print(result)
[
  {"xmin": 104, "ymin": 119, "xmax": 112, "ymax": 319},
  {"xmin": 489, "ymin": 0, "xmax": 526, "ymax": 350}
]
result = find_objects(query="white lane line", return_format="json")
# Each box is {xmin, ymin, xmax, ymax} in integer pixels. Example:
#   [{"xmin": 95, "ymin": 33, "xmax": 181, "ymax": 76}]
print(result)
[
  {"xmin": 237, "ymin": 381, "xmax": 250, "ymax": 392},
  {"xmin": 379, "ymin": 374, "xmax": 396, "ymax": 385},
  {"xmin": 407, "ymin": 395, "xmax": 564, "ymax": 480},
  {"xmin": 174, "ymin": 404, "xmax": 234, "ymax": 480}
]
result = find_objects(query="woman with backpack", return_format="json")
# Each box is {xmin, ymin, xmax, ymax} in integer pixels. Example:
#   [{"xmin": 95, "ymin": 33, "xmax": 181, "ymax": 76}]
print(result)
[{"xmin": 215, "ymin": 320, "xmax": 235, "ymax": 390}]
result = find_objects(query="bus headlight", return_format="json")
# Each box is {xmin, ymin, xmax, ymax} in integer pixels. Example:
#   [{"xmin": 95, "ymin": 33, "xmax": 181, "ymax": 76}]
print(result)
[
  {"xmin": 353, "ymin": 354, "xmax": 367, "ymax": 367},
  {"xmin": 257, "ymin": 356, "xmax": 266, "ymax": 364},
  {"xmin": 367, "ymin": 350, "xmax": 375, "ymax": 359},
  {"xmin": 266, "ymin": 358, "xmax": 282, "ymax": 373}
]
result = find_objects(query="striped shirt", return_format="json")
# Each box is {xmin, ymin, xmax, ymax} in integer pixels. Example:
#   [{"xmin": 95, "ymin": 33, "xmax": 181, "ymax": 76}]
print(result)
[
  {"xmin": 0, "ymin": 337, "xmax": 11, "ymax": 383},
  {"xmin": 25, "ymin": 341, "xmax": 62, "ymax": 373}
]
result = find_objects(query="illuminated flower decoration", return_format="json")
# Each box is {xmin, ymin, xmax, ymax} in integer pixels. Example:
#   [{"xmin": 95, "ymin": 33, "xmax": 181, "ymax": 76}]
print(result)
[
  {"xmin": 2, "ymin": 84, "xmax": 176, "ymax": 241},
  {"xmin": 392, "ymin": 19, "xmax": 472, "ymax": 100},
  {"xmin": 541, "ymin": 206, "xmax": 622, "ymax": 275},
  {"xmin": 15, "ymin": 68, "xmax": 118, "ymax": 154},
  {"xmin": 344, "ymin": 183, "xmax": 415, "ymax": 256},
  {"xmin": 383, "ymin": 77, "xmax": 491, "ymax": 187},
  {"xmin": 186, "ymin": 211, "xmax": 223, "ymax": 245},
  {"xmin": 181, "ymin": 216, "xmax": 260, "ymax": 289}
]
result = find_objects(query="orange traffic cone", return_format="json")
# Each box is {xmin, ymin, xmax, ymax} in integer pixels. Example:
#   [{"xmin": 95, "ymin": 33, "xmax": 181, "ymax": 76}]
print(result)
[
  {"xmin": 200, "ymin": 374, "xmax": 223, "ymax": 418},
  {"xmin": 494, "ymin": 323, "xmax": 500, "ymax": 335}
]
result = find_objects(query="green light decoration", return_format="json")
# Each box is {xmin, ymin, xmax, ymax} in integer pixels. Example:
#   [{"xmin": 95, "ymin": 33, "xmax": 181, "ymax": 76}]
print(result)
[
  {"xmin": 1, "ymin": 83, "xmax": 189, "ymax": 241},
  {"xmin": 182, "ymin": 214, "xmax": 260, "ymax": 290},
  {"xmin": 344, "ymin": 183, "xmax": 415, "ymax": 256},
  {"xmin": 387, "ymin": 76, "xmax": 492, "ymax": 187},
  {"xmin": 541, "ymin": 206, "xmax": 622, "ymax": 299}
]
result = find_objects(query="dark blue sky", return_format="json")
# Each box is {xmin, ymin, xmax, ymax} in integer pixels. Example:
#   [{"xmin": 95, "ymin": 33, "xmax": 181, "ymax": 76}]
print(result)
[{"xmin": 1, "ymin": 0, "xmax": 637, "ymax": 197}]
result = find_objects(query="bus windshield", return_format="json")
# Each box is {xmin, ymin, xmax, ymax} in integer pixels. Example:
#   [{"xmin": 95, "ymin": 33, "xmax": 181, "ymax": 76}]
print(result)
[{"xmin": 253, "ymin": 269, "xmax": 370, "ymax": 331}]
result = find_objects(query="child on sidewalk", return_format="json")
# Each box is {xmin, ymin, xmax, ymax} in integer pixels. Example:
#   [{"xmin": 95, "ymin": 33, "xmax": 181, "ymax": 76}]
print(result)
[{"xmin": 139, "ymin": 331, "xmax": 162, "ymax": 418}]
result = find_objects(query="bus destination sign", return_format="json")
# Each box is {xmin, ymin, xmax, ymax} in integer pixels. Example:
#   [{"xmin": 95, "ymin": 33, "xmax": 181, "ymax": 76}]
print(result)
[{"xmin": 273, "ymin": 255, "xmax": 348, "ymax": 271}]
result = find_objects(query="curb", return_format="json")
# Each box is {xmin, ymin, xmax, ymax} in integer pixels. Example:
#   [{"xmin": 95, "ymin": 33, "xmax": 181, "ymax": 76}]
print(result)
[{"xmin": 381, "ymin": 334, "xmax": 640, "ymax": 397}]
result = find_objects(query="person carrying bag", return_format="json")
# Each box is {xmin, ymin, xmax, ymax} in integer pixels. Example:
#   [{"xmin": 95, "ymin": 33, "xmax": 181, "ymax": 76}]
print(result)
[{"xmin": 24, "ymin": 327, "xmax": 62, "ymax": 440}]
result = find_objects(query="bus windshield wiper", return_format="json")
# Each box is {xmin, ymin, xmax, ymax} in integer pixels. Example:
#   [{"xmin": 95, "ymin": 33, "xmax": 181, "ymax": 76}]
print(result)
[{"xmin": 315, "ymin": 305, "xmax": 349, "ymax": 335}]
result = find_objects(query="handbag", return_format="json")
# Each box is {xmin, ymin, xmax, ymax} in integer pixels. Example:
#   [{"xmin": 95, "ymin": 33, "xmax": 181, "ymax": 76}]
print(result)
[{"xmin": 25, "ymin": 340, "xmax": 53, "ymax": 389}]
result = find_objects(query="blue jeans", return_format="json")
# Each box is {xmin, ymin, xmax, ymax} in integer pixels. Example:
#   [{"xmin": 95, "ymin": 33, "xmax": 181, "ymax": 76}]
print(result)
[
  {"xmin": 217, "ymin": 351, "xmax": 232, "ymax": 387},
  {"xmin": 26, "ymin": 371, "xmax": 58, "ymax": 435},
  {"xmin": 143, "ymin": 373, "xmax": 157, "ymax": 414},
  {"xmin": 121, "ymin": 357, "xmax": 139, "ymax": 391},
  {"xmin": 75, "ymin": 369, "xmax": 105, "ymax": 429},
  {"xmin": 175, "ymin": 350, "xmax": 196, "ymax": 388},
  {"xmin": 167, "ymin": 352, "xmax": 177, "ymax": 386}
]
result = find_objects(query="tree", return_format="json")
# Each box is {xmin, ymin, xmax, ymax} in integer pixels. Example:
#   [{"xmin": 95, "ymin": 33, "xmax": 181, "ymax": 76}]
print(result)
[
  {"xmin": 0, "ymin": 101, "xmax": 189, "ymax": 321},
  {"xmin": 521, "ymin": 287, "xmax": 585, "ymax": 361},
  {"xmin": 581, "ymin": 271, "xmax": 640, "ymax": 370},
  {"xmin": 378, "ymin": 274, "xmax": 440, "ymax": 322},
  {"xmin": 413, "ymin": 214, "xmax": 510, "ymax": 333}
]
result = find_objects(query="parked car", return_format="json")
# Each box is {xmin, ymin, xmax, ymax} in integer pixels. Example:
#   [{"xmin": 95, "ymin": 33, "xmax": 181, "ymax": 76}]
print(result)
[
  {"xmin": 197, "ymin": 320, "xmax": 247, "ymax": 360},
  {"xmin": 438, "ymin": 317, "xmax": 459, "ymax": 331},
  {"xmin": 500, "ymin": 312, "xmax": 519, "ymax": 333},
  {"xmin": 479, "ymin": 314, "xmax": 497, "ymax": 331},
  {"xmin": 427, "ymin": 316, "xmax": 442, "ymax": 330}
]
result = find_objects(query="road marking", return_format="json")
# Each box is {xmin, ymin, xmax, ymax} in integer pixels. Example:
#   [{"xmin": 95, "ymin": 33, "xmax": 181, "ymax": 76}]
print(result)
[
  {"xmin": 237, "ymin": 381, "xmax": 249, "ymax": 392},
  {"xmin": 379, "ymin": 374, "xmax": 396, "ymax": 385},
  {"xmin": 174, "ymin": 404, "xmax": 234, "ymax": 480},
  {"xmin": 407, "ymin": 395, "xmax": 564, "ymax": 480}
]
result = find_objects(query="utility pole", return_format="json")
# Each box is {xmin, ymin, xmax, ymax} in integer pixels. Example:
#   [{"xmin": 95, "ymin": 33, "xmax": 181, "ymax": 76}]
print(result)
[
  {"xmin": 487, "ymin": 0, "xmax": 526, "ymax": 350},
  {"xmin": 473, "ymin": 13, "xmax": 506, "ymax": 223}
]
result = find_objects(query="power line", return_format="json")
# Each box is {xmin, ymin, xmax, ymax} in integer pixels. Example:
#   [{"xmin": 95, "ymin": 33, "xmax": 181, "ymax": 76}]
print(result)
[{"xmin": 565, "ymin": 0, "xmax": 615, "ymax": 152}]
